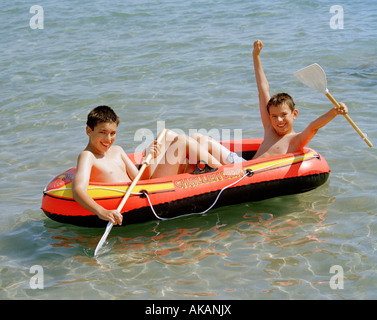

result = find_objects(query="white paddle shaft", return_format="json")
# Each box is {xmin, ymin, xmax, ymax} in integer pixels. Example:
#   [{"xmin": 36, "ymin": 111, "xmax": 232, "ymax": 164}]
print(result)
[{"xmin": 94, "ymin": 129, "xmax": 168, "ymax": 256}]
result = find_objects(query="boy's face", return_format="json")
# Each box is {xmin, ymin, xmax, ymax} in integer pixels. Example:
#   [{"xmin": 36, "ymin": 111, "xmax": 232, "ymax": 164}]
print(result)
[
  {"xmin": 268, "ymin": 103, "xmax": 298, "ymax": 136},
  {"xmin": 86, "ymin": 121, "xmax": 117, "ymax": 154}
]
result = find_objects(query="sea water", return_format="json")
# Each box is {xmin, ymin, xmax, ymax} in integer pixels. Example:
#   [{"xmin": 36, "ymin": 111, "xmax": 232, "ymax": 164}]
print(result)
[{"xmin": 0, "ymin": 0, "xmax": 376, "ymax": 300}]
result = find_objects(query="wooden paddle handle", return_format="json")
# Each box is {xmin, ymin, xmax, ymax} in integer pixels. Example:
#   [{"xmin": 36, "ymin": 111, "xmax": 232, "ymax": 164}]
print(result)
[{"xmin": 326, "ymin": 92, "xmax": 373, "ymax": 148}]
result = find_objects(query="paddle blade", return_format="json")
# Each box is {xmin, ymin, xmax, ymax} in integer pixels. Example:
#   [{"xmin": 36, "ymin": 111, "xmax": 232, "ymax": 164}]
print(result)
[
  {"xmin": 294, "ymin": 63, "xmax": 328, "ymax": 94},
  {"xmin": 94, "ymin": 221, "xmax": 113, "ymax": 256}
]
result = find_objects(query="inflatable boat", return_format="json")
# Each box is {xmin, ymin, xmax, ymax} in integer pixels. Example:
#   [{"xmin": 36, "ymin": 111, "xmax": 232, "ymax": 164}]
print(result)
[{"xmin": 41, "ymin": 139, "xmax": 330, "ymax": 227}]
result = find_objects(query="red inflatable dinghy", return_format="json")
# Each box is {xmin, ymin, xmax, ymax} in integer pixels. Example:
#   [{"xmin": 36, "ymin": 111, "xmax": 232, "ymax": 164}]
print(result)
[{"xmin": 41, "ymin": 139, "xmax": 330, "ymax": 227}]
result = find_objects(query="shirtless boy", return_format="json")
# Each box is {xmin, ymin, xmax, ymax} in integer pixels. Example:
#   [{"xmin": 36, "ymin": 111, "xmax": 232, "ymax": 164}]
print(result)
[
  {"xmin": 192, "ymin": 40, "xmax": 348, "ymax": 162},
  {"xmin": 72, "ymin": 106, "xmax": 222, "ymax": 225},
  {"xmin": 72, "ymin": 106, "xmax": 155, "ymax": 226}
]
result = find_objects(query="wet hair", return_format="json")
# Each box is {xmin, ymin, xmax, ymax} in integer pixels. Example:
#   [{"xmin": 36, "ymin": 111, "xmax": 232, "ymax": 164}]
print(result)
[
  {"xmin": 86, "ymin": 105, "xmax": 119, "ymax": 130},
  {"xmin": 266, "ymin": 93, "xmax": 295, "ymax": 114}
]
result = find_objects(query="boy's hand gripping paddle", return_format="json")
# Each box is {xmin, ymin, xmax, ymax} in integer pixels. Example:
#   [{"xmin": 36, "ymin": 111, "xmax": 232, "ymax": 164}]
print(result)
[
  {"xmin": 294, "ymin": 63, "xmax": 372, "ymax": 148},
  {"xmin": 94, "ymin": 129, "xmax": 168, "ymax": 256}
]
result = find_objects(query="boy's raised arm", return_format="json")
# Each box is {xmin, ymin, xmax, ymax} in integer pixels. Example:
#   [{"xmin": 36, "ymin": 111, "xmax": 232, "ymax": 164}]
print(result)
[{"xmin": 253, "ymin": 40, "xmax": 271, "ymax": 129}]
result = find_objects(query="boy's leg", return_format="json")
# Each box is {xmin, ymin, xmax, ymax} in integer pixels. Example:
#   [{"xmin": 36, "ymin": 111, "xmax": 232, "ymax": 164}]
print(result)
[
  {"xmin": 190, "ymin": 133, "xmax": 231, "ymax": 165},
  {"xmin": 184, "ymin": 135, "xmax": 222, "ymax": 168},
  {"xmin": 150, "ymin": 133, "xmax": 222, "ymax": 178},
  {"xmin": 150, "ymin": 132, "xmax": 195, "ymax": 178},
  {"xmin": 148, "ymin": 129, "xmax": 181, "ymax": 178}
]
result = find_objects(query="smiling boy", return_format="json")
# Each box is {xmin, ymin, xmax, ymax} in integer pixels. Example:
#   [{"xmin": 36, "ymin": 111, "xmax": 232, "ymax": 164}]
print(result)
[
  {"xmin": 252, "ymin": 39, "xmax": 348, "ymax": 159},
  {"xmin": 191, "ymin": 41, "xmax": 348, "ymax": 164},
  {"xmin": 72, "ymin": 106, "xmax": 151, "ymax": 226}
]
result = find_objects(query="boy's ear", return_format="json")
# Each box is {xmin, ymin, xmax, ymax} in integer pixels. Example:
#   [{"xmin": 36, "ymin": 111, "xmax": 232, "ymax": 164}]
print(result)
[
  {"xmin": 86, "ymin": 126, "xmax": 92, "ymax": 136},
  {"xmin": 293, "ymin": 109, "xmax": 298, "ymax": 119}
]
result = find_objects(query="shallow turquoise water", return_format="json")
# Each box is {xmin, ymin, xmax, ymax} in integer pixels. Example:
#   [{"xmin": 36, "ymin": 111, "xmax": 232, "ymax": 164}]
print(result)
[{"xmin": 0, "ymin": 0, "xmax": 376, "ymax": 299}]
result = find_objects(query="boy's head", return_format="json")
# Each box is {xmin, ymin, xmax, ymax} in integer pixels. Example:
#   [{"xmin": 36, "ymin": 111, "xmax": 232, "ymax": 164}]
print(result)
[
  {"xmin": 86, "ymin": 105, "xmax": 119, "ymax": 130},
  {"xmin": 85, "ymin": 106, "xmax": 120, "ymax": 154},
  {"xmin": 266, "ymin": 93, "xmax": 295, "ymax": 114},
  {"xmin": 267, "ymin": 93, "xmax": 298, "ymax": 136}
]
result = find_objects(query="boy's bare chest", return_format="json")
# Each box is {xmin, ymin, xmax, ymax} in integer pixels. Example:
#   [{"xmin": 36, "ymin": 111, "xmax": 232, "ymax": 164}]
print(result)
[
  {"xmin": 90, "ymin": 156, "xmax": 130, "ymax": 183},
  {"xmin": 269, "ymin": 135, "xmax": 292, "ymax": 152},
  {"xmin": 256, "ymin": 132, "xmax": 297, "ymax": 158}
]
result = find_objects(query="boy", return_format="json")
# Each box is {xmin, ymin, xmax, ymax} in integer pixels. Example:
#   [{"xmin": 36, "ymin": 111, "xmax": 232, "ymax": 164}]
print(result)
[
  {"xmin": 192, "ymin": 40, "xmax": 348, "ymax": 162},
  {"xmin": 252, "ymin": 39, "xmax": 348, "ymax": 159},
  {"xmin": 72, "ymin": 106, "xmax": 223, "ymax": 224},
  {"xmin": 72, "ymin": 105, "xmax": 157, "ymax": 226}
]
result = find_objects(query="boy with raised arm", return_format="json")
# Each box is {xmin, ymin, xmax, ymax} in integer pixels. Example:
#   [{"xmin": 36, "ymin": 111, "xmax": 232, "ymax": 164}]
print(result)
[
  {"xmin": 252, "ymin": 39, "xmax": 348, "ymax": 159},
  {"xmin": 192, "ymin": 40, "xmax": 348, "ymax": 163}
]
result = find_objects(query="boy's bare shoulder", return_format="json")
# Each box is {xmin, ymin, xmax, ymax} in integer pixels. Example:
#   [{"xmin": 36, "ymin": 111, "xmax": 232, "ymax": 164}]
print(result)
[
  {"xmin": 109, "ymin": 144, "xmax": 128, "ymax": 157},
  {"xmin": 111, "ymin": 144, "xmax": 125, "ymax": 152},
  {"xmin": 75, "ymin": 150, "xmax": 96, "ymax": 171},
  {"xmin": 78, "ymin": 149, "xmax": 95, "ymax": 161}
]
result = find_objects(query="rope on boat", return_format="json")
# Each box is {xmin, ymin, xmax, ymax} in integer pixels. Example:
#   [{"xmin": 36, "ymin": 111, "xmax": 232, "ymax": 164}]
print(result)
[
  {"xmin": 141, "ymin": 150, "xmax": 320, "ymax": 221},
  {"xmin": 143, "ymin": 170, "xmax": 252, "ymax": 221}
]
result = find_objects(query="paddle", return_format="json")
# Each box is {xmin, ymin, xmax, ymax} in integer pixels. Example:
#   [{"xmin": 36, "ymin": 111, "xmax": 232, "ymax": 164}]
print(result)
[
  {"xmin": 94, "ymin": 129, "xmax": 168, "ymax": 256},
  {"xmin": 294, "ymin": 63, "xmax": 373, "ymax": 148}
]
